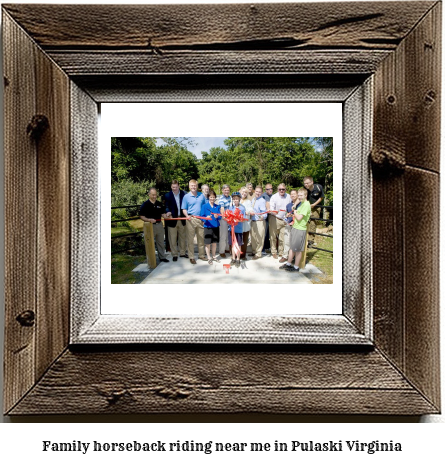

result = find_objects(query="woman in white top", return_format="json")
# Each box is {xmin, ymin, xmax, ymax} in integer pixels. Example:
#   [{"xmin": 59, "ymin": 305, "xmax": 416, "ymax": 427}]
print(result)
[{"xmin": 239, "ymin": 187, "xmax": 254, "ymax": 260}]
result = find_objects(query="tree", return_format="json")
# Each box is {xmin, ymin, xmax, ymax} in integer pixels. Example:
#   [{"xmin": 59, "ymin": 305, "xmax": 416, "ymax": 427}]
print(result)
[
  {"xmin": 111, "ymin": 137, "xmax": 157, "ymax": 184},
  {"xmin": 111, "ymin": 137, "xmax": 199, "ymax": 200}
]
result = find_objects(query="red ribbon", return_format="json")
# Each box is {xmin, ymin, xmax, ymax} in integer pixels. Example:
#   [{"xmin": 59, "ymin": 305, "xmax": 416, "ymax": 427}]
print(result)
[
  {"xmin": 163, "ymin": 215, "xmax": 211, "ymax": 220},
  {"xmin": 163, "ymin": 210, "xmax": 278, "ymax": 221},
  {"xmin": 221, "ymin": 208, "xmax": 246, "ymax": 255}
]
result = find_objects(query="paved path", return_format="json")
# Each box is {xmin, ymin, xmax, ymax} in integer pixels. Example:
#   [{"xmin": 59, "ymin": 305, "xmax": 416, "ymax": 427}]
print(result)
[{"xmin": 137, "ymin": 253, "xmax": 322, "ymax": 285}]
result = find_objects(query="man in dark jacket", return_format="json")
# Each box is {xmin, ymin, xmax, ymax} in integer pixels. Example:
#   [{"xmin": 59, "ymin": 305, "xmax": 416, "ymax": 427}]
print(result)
[{"xmin": 163, "ymin": 180, "xmax": 187, "ymax": 262}]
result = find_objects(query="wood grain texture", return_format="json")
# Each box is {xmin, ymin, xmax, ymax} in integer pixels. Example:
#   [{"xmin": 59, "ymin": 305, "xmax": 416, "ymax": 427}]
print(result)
[
  {"xmin": 46, "ymin": 50, "xmax": 390, "ymax": 76},
  {"xmin": 404, "ymin": 167, "xmax": 440, "ymax": 409},
  {"xmin": 3, "ymin": 12, "xmax": 38, "ymax": 414},
  {"xmin": 3, "ymin": 2, "xmax": 441, "ymax": 416},
  {"xmin": 3, "ymin": 11, "xmax": 72, "ymax": 412},
  {"xmin": 372, "ymin": 47, "xmax": 406, "ymax": 369},
  {"xmin": 35, "ymin": 36, "xmax": 71, "ymax": 381},
  {"xmin": 8, "ymin": 349, "xmax": 437, "ymax": 415},
  {"xmin": 2, "ymin": 2, "xmax": 435, "ymax": 49},
  {"xmin": 372, "ymin": 3, "xmax": 441, "ymax": 411},
  {"xmin": 143, "ymin": 222, "xmax": 157, "ymax": 269},
  {"xmin": 404, "ymin": 2, "xmax": 441, "ymax": 172}
]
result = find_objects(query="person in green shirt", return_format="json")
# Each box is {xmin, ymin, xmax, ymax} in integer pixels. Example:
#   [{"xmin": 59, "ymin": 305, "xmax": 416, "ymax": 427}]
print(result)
[{"xmin": 280, "ymin": 188, "xmax": 311, "ymax": 272}]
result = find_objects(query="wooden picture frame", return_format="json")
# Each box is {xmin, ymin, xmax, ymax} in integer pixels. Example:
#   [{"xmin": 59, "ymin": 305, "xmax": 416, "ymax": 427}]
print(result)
[{"xmin": 3, "ymin": 2, "xmax": 441, "ymax": 415}]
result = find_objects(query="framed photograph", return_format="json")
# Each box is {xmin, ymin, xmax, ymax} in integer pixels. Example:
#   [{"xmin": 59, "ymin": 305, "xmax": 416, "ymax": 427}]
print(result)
[
  {"xmin": 104, "ymin": 107, "xmax": 343, "ymax": 314},
  {"xmin": 3, "ymin": 2, "xmax": 440, "ymax": 415}
]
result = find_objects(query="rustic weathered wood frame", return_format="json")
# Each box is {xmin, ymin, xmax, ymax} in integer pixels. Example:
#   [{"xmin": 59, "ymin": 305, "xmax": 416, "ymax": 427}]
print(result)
[
  {"xmin": 73, "ymin": 83, "xmax": 371, "ymax": 345},
  {"xmin": 3, "ymin": 2, "xmax": 441, "ymax": 415}
]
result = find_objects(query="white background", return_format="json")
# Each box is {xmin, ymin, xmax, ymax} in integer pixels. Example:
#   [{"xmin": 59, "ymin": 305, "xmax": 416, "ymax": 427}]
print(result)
[
  {"xmin": 0, "ymin": 0, "xmax": 444, "ymax": 460},
  {"xmin": 102, "ymin": 102, "xmax": 342, "ymax": 315}
]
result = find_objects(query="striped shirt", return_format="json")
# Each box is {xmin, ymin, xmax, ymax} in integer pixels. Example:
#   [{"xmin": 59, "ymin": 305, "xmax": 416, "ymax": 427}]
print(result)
[{"xmin": 217, "ymin": 195, "xmax": 232, "ymax": 211}]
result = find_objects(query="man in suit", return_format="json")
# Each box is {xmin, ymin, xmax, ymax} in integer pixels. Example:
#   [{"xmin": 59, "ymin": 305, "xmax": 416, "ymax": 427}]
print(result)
[{"xmin": 163, "ymin": 180, "xmax": 187, "ymax": 262}]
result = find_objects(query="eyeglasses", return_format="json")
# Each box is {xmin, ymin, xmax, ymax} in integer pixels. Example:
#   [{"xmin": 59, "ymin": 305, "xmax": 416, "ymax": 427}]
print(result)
[
  {"xmin": 266, "ymin": 188, "xmax": 273, "ymax": 190},
  {"xmin": 278, "ymin": 188, "xmax": 285, "ymax": 191}
]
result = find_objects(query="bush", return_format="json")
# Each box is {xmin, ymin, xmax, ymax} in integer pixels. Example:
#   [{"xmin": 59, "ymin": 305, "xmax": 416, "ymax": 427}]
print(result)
[{"xmin": 111, "ymin": 179, "xmax": 154, "ymax": 222}]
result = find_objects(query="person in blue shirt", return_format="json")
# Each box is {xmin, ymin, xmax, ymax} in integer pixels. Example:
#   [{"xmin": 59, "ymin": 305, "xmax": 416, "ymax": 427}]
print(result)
[
  {"xmin": 201, "ymin": 184, "xmax": 210, "ymax": 204},
  {"xmin": 250, "ymin": 186, "xmax": 268, "ymax": 260},
  {"xmin": 181, "ymin": 179, "xmax": 207, "ymax": 264},
  {"xmin": 200, "ymin": 189, "xmax": 221, "ymax": 264},
  {"xmin": 227, "ymin": 192, "xmax": 247, "ymax": 268}
]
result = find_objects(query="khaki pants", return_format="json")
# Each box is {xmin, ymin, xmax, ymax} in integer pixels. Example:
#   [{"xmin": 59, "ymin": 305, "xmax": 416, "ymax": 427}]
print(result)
[
  {"xmin": 219, "ymin": 219, "xmax": 229, "ymax": 254},
  {"xmin": 250, "ymin": 220, "xmax": 265, "ymax": 257},
  {"xmin": 269, "ymin": 216, "xmax": 287, "ymax": 256},
  {"xmin": 283, "ymin": 223, "xmax": 292, "ymax": 257},
  {"xmin": 167, "ymin": 221, "xmax": 186, "ymax": 257},
  {"xmin": 308, "ymin": 207, "xmax": 322, "ymax": 241},
  {"xmin": 186, "ymin": 217, "xmax": 205, "ymax": 260},
  {"xmin": 152, "ymin": 222, "xmax": 166, "ymax": 260}
]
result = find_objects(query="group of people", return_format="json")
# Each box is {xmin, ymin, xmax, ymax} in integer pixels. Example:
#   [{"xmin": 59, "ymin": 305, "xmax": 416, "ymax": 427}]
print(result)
[{"xmin": 139, "ymin": 177, "xmax": 324, "ymax": 272}]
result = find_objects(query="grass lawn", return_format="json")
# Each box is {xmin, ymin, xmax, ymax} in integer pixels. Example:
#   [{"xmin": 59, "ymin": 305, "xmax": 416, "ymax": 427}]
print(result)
[
  {"xmin": 111, "ymin": 219, "xmax": 144, "ymax": 237},
  {"xmin": 111, "ymin": 219, "xmax": 148, "ymax": 283},
  {"xmin": 111, "ymin": 254, "xmax": 149, "ymax": 284},
  {"xmin": 306, "ymin": 233, "xmax": 333, "ymax": 284}
]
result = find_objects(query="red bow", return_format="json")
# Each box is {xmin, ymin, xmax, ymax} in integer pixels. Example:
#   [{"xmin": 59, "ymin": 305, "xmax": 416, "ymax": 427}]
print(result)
[{"xmin": 223, "ymin": 208, "xmax": 246, "ymax": 256}]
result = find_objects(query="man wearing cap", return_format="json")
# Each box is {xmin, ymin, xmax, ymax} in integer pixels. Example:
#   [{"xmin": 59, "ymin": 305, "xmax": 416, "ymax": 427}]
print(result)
[
  {"xmin": 269, "ymin": 183, "xmax": 291, "ymax": 260},
  {"xmin": 227, "ymin": 191, "xmax": 247, "ymax": 268},
  {"xmin": 181, "ymin": 179, "xmax": 207, "ymax": 264}
]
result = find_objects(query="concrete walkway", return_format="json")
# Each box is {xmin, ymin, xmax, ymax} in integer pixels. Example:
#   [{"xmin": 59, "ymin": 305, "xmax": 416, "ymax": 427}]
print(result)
[{"xmin": 138, "ymin": 251, "xmax": 322, "ymax": 285}]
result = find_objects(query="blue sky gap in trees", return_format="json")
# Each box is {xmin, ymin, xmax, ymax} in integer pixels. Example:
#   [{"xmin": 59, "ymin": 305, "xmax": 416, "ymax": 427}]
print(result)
[
  {"xmin": 156, "ymin": 137, "xmax": 228, "ymax": 159},
  {"xmin": 156, "ymin": 137, "xmax": 324, "ymax": 159}
]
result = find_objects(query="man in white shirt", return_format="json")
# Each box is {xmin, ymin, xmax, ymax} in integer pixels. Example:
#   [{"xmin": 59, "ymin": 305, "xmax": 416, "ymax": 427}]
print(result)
[{"xmin": 269, "ymin": 183, "xmax": 291, "ymax": 259}]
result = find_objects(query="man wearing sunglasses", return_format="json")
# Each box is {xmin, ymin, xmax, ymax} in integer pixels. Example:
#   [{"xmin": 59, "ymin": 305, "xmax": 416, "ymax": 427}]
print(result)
[{"xmin": 269, "ymin": 183, "xmax": 291, "ymax": 260}]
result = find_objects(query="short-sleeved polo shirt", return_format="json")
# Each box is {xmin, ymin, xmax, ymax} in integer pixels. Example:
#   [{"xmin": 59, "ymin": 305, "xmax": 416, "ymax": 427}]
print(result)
[
  {"xmin": 140, "ymin": 199, "xmax": 165, "ymax": 222},
  {"xmin": 181, "ymin": 191, "xmax": 206, "ymax": 216},
  {"xmin": 200, "ymin": 203, "xmax": 221, "ymax": 228},
  {"xmin": 218, "ymin": 195, "xmax": 232, "ymax": 211}
]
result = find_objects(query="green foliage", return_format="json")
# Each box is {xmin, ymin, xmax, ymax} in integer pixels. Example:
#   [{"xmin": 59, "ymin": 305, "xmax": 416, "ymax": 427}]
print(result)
[
  {"xmin": 111, "ymin": 137, "xmax": 199, "ymax": 196},
  {"xmin": 197, "ymin": 137, "xmax": 333, "ymax": 203},
  {"xmin": 111, "ymin": 179, "xmax": 154, "ymax": 223},
  {"xmin": 111, "ymin": 136, "xmax": 334, "ymax": 206}
]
